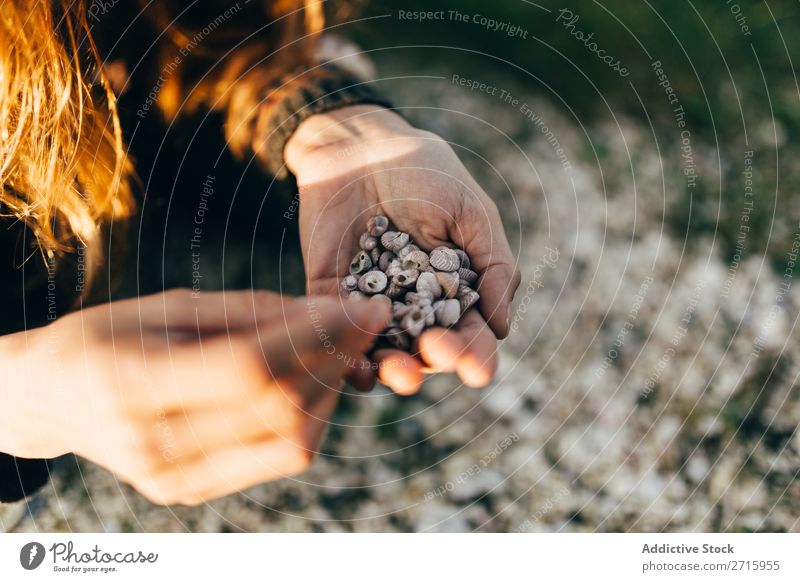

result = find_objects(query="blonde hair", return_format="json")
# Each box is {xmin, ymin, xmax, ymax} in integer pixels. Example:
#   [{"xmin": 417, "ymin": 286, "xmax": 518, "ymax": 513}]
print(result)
[
  {"xmin": 0, "ymin": 0, "xmax": 133, "ymax": 272},
  {"xmin": 0, "ymin": 0, "xmax": 328, "ymax": 287}
]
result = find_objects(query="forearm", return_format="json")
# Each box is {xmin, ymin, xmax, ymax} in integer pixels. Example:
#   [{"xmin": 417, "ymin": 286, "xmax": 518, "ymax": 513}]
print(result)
[{"xmin": 0, "ymin": 326, "xmax": 65, "ymax": 459}]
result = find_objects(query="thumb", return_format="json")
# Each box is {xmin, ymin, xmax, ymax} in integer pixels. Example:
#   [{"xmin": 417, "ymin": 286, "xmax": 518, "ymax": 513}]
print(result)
[{"xmin": 449, "ymin": 197, "xmax": 521, "ymax": 338}]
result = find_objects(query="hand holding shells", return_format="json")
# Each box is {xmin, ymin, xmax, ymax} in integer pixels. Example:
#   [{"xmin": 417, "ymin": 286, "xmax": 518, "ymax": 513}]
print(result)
[{"xmin": 341, "ymin": 215, "xmax": 481, "ymax": 352}]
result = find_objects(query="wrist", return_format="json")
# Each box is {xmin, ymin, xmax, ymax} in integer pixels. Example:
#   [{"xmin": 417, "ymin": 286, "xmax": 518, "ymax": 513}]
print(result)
[{"xmin": 285, "ymin": 105, "xmax": 414, "ymax": 175}]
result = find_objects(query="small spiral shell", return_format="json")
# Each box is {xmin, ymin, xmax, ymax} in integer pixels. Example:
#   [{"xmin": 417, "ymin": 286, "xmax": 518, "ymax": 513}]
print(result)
[
  {"xmin": 385, "ymin": 281, "xmax": 407, "ymax": 299},
  {"xmin": 349, "ymin": 250, "xmax": 372, "ymax": 275},
  {"xmin": 401, "ymin": 305, "xmax": 427, "ymax": 337},
  {"xmin": 458, "ymin": 268, "xmax": 479, "ymax": 284},
  {"xmin": 436, "ymin": 271, "xmax": 460, "ymax": 299},
  {"xmin": 359, "ymin": 233, "xmax": 378, "ymax": 251},
  {"xmin": 370, "ymin": 247, "xmax": 381, "ymax": 264},
  {"xmin": 367, "ymin": 215, "xmax": 389, "ymax": 237},
  {"xmin": 434, "ymin": 298, "xmax": 461, "ymax": 327},
  {"xmin": 358, "ymin": 270, "xmax": 388, "ymax": 294},
  {"xmin": 429, "ymin": 247, "xmax": 460, "ymax": 272},
  {"xmin": 396, "ymin": 243, "xmax": 420, "ymax": 260},
  {"xmin": 402, "ymin": 249, "xmax": 430, "ymax": 271},
  {"xmin": 454, "ymin": 249, "xmax": 470, "ymax": 269},
  {"xmin": 381, "ymin": 231, "xmax": 410, "ymax": 251},
  {"xmin": 416, "ymin": 271, "xmax": 442, "ymax": 299},
  {"xmin": 340, "ymin": 274, "xmax": 358, "ymax": 294},
  {"xmin": 393, "ymin": 269, "xmax": 419, "ymax": 288},
  {"xmin": 458, "ymin": 289, "xmax": 480, "ymax": 312},
  {"xmin": 379, "ymin": 251, "xmax": 396, "ymax": 271}
]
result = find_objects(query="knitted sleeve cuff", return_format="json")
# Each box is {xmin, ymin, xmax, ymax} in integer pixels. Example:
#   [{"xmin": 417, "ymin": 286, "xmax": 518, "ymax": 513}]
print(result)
[{"xmin": 256, "ymin": 63, "xmax": 393, "ymax": 179}]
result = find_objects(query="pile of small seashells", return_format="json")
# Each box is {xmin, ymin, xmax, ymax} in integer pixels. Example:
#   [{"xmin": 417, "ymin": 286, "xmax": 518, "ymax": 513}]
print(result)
[{"xmin": 340, "ymin": 214, "xmax": 480, "ymax": 351}]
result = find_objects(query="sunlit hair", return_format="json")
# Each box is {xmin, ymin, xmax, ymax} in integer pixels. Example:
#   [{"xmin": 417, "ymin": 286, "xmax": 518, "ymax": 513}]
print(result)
[
  {"xmin": 0, "ymin": 0, "xmax": 132, "ymax": 278},
  {"xmin": 0, "ymin": 0, "xmax": 329, "ymax": 288}
]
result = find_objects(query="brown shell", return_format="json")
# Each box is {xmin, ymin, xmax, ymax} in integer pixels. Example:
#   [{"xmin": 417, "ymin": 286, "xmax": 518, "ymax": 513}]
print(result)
[
  {"xmin": 436, "ymin": 271, "xmax": 460, "ymax": 298},
  {"xmin": 429, "ymin": 247, "xmax": 460, "ymax": 272}
]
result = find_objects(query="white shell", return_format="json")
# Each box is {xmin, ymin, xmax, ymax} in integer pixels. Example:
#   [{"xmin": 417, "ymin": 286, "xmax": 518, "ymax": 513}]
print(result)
[
  {"xmin": 367, "ymin": 215, "xmax": 389, "ymax": 237},
  {"xmin": 381, "ymin": 231, "xmax": 410, "ymax": 251},
  {"xmin": 358, "ymin": 270, "xmax": 388, "ymax": 294},
  {"xmin": 434, "ymin": 298, "xmax": 461, "ymax": 327},
  {"xmin": 349, "ymin": 250, "xmax": 372, "ymax": 275},
  {"xmin": 416, "ymin": 271, "xmax": 442, "ymax": 299}
]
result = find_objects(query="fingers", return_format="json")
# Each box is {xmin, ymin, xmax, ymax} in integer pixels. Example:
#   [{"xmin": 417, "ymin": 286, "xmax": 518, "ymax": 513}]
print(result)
[
  {"xmin": 417, "ymin": 309, "xmax": 498, "ymax": 388},
  {"xmin": 372, "ymin": 349, "xmax": 425, "ymax": 395},
  {"xmin": 344, "ymin": 354, "xmax": 378, "ymax": 392},
  {"xmin": 449, "ymin": 197, "xmax": 521, "ymax": 339},
  {"xmin": 134, "ymin": 288, "xmax": 291, "ymax": 338}
]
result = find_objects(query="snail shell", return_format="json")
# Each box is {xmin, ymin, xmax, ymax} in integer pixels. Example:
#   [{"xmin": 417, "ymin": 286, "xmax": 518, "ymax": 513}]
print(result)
[
  {"xmin": 349, "ymin": 250, "xmax": 372, "ymax": 275},
  {"xmin": 393, "ymin": 269, "xmax": 419, "ymax": 288},
  {"xmin": 458, "ymin": 289, "xmax": 480, "ymax": 312},
  {"xmin": 370, "ymin": 247, "xmax": 381, "ymax": 264},
  {"xmin": 359, "ymin": 233, "xmax": 378, "ymax": 251},
  {"xmin": 381, "ymin": 231, "xmax": 410, "ymax": 251},
  {"xmin": 416, "ymin": 271, "xmax": 442, "ymax": 299},
  {"xmin": 385, "ymin": 281, "xmax": 407, "ymax": 299},
  {"xmin": 386, "ymin": 258, "xmax": 403, "ymax": 278},
  {"xmin": 434, "ymin": 298, "xmax": 461, "ymax": 327},
  {"xmin": 367, "ymin": 214, "xmax": 389, "ymax": 237},
  {"xmin": 385, "ymin": 328, "xmax": 410, "ymax": 350},
  {"xmin": 458, "ymin": 268, "xmax": 479, "ymax": 284},
  {"xmin": 392, "ymin": 301, "xmax": 413, "ymax": 319},
  {"xmin": 358, "ymin": 270, "xmax": 388, "ymax": 294},
  {"xmin": 429, "ymin": 247, "xmax": 460, "ymax": 272},
  {"xmin": 401, "ymin": 305, "xmax": 428, "ymax": 337},
  {"xmin": 436, "ymin": 271, "xmax": 460, "ymax": 299},
  {"xmin": 454, "ymin": 249, "xmax": 470, "ymax": 269},
  {"xmin": 402, "ymin": 249, "xmax": 430, "ymax": 271},
  {"xmin": 340, "ymin": 274, "xmax": 358, "ymax": 294},
  {"xmin": 406, "ymin": 291, "xmax": 433, "ymax": 305},
  {"xmin": 396, "ymin": 243, "xmax": 420, "ymax": 260},
  {"xmin": 379, "ymin": 251, "xmax": 396, "ymax": 271}
]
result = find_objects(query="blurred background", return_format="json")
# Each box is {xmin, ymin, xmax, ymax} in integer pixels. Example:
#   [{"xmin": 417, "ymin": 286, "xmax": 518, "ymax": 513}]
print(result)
[{"xmin": 3, "ymin": 0, "xmax": 799, "ymax": 532}]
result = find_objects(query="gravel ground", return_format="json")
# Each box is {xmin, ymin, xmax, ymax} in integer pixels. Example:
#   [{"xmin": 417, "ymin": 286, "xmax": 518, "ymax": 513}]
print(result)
[{"xmin": 3, "ymin": 62, "xmax": 799, "ymax": 533}]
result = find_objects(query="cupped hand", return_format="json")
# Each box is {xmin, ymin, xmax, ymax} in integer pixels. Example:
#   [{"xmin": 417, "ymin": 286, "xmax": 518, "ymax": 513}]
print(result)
[
  {"xmin": 286, "ymin": 105, "xmax": 521, "ymax": 394},
  {"xmin": 12, "ymin": 289, "xmax": 389, "ymax": 505}
]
